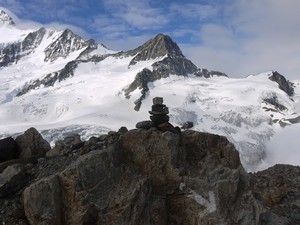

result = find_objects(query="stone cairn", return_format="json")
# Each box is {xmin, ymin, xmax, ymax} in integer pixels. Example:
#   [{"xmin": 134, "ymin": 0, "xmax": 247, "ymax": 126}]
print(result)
[
  {"xmin": 149, "ymin": 97, "xmax": 169, "ymax": 125},
  {"xmin": 136, "ymin": 97, "xmax": 180, "ymax": 133}
]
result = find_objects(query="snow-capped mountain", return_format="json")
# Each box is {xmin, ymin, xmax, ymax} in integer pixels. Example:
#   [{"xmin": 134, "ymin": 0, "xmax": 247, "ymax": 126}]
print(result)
[
  {"xmin": 0, "ymin": 10, "xmax": 299, "ymax": 171},
  {"xmin": 0, "ymin": 10, "xmax": 14, "ymax": 26}
]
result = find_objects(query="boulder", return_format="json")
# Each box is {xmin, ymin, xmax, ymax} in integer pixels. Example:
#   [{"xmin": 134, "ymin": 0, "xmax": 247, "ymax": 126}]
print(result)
[
  {"xmin": 0, "ymin": 164, "xmax": 27, "ymax": 197},
  {"xmin": 23, "ymin": 175, "xmax": 63, "ymax": 225},
  {"xmin": 181, "ymin": 121, "xmax": 194, "ymax": 130},
  {"xmin": 15, "ymin": 128, "xmax": 51, "ymax": 160},
  {"xmin": 136, "ymin": 120, "xmax": 154, "ymax": 130},
  {"xmin": 0, "ymin": 137, "xmax": 19, "ymax": 162}
]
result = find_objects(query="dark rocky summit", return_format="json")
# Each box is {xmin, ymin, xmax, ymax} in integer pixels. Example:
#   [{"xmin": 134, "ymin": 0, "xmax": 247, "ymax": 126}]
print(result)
[
  {"xmin": 0, "ymin": 125, "xmax": 299, "ymax": 224},
  {"xmin": 268, "ymin": 71, "xmax": 294, "ymax": 96},
  {"xmin": 123, "ymin": 34, "xmax": 227, "ymax": 110},
  {"xmin": 44, "ymin": 29, "xmax": 92, "ymax": 62}
]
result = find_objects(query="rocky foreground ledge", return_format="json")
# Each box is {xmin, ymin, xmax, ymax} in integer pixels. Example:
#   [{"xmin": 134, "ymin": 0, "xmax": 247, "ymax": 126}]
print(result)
[{"xmin": 0, "ymin": 126, "xmax": 299, "ymax": 225}]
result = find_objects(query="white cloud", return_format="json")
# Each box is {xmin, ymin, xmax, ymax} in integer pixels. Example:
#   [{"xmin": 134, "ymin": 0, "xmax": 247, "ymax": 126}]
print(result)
[
  {"xmin": 264, "ymin": 124, "xmax": 300, "ymax": 169},
  {"xmin": 169, "ymin": 3, "xmax": 218, "ymax": 21},
  {"xmin": 101, "ymin": 0, "xmax": 168, "ymax": 31},
  {"xmin": 122, "ymin": 7, "xmax": 168, "ymax": 30},
  {"xmin": 181, "ymin": 0, "xmax": 300, "ymax": 80}
]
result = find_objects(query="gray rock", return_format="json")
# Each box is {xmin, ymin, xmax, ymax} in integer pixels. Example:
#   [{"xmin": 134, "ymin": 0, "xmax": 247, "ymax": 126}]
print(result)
[
  {"xmin": 263, "ymin": 94, "xmax": 287, "ymax": 111},
  {"xmin": 15, "ymin": 127, "xmax": 51, "ymax": 160},
  {"xmin": 268, "ymin": 71, "xmax": 294, "ymax": 96},
  {"xmin": 22, "ymin": 128, "xmax": 296, "ymax": 225},
  {"xmin": 23, "ymin": 175, "xmax": 63, "ymax": 225},
  {"xmin": 44, "ymin": 29, "xmax": 89, "ymax": 62},
  {"xmin": 152, "ymin": 97, "xmax": 164, "ymax": 105},
  {"xmin": 251, "ymin": 164, "xmax": 300, "ymax": 224},
  {"xmin": 181, "ymin": 121, "xmax": 194, "ymax": 130},
  {"xmin": 136, "ymin": 120, "xmax": 155, "ymax": 130},
  {"xmin": 0, "ymin": 164, "xmax": 26, "ymax": 197},
  {"xmin": 0, "ymin": 27, "xmax": 46, "ymax": 67}
]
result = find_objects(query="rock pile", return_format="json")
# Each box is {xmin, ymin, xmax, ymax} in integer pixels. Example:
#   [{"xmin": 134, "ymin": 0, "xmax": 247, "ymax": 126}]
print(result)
[
  {"xmin": 149, "ymin": 97, "xmax": 169, "ymax": 124},
  {"xmin": 136, "ymin": 97, "xmax": 180, "ymax": 133}
]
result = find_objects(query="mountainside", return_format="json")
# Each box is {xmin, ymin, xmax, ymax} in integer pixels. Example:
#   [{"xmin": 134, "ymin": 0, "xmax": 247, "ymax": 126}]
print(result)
[{"xmin": 0, "ymin": 10, "xmax": 299, "ymax": 171}]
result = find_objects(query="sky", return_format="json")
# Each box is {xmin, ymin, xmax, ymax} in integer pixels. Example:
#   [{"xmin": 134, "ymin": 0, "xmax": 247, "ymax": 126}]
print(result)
[{"xmin": 1, "ymin": 0, "xmax": 300, "ymax": 79}]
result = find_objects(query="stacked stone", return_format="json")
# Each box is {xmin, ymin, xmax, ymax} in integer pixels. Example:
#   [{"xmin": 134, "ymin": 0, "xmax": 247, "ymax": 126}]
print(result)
[{"xmin": 149, "ymin": 97, "xmax": 169, "ymax": 124}]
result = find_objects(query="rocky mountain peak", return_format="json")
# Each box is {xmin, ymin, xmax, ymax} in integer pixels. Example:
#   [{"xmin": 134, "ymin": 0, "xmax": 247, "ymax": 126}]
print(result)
[
  {"xmin": 0, "ymin": 10, "xmax": 15, "ymax": 26},
  {"xmin": 268, "ymin": 71, "xmax": 294, "ymax": 96},
  {"xmin": 123, "ymin": 33, "xmax": 227, "ymax": 111},
  {"xmin": 128, "ymin": 33, "xmax": 184, "ymax": 66},
  {"xmin": 44, "ymin": 28, "xmax": 89, "ymax": 62}
]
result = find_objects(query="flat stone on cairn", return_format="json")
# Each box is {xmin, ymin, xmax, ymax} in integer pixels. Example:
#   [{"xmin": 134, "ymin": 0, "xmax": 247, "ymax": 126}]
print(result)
[{"xmin": 149, "ymin": 97, "xmax": 169, "ymax": 124}]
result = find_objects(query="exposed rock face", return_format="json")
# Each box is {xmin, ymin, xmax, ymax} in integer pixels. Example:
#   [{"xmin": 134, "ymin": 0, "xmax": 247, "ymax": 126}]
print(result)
[
  {"xmin": 15, "ymin": 127, "xmax": 51, "ymax": 160},
  {"xmin": 0, "ymin": 127, "xmax": 299, "ymax": 224},
  {"xmin": 126, "ymin": 33, "xmax": 185, "ymax": 66},
  {"xmin": 16, "ymin": 60, "xmax": 79, "ymax": 96},
  {"xmin": 44, "ymin": 29, "xmax": 90, "ymax": 62},
  {"xmin": 268, "ymin": 71, "xmax": 294, "ymax": 96},
  {"xmin": 0, "ymin": 28, "xmax": 46, "ymax": 67},
  {"xmin": 251, "ymin": 164, "xmax": 300, "ymax": 224},
  {"xmin": 0, "ymin": 137, "xmax": 19, "ymax": 162},
  {"xmin": 0, "ymin": 164, "xmax": 27, "ymax": 197},
  {"xmin": 263, "ymin": 94, "xmax": 288, "ymax": 111},
  {"xmin": 20, "ymin": 128, "xmax": 297, "ymax": 225},
  {"xmin": 23, "ymin": 175, "xmax": 63, "ymax": 225}
]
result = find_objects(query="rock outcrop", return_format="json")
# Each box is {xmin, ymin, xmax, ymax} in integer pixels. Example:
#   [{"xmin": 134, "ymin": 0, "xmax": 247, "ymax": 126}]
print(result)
[
  {"xmin": 0, "ymin": 164, "xmax": 27, "ymax": 197},
  {"xmin": 268, "ymin": 71, "xmax": 294, "ymax": 96},
  {"xmin": 0, "ymin": 126, "xmax": 299, "ymax": 224},
  {"xmin": 15, "ymin": 127, "xmax": 51, "ymax": 160}
]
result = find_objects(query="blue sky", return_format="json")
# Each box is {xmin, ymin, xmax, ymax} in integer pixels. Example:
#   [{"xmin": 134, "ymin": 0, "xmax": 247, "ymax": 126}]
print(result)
[{"xmin": 1, "ymin": 0, "xmax": 300, "ymax": 79}]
